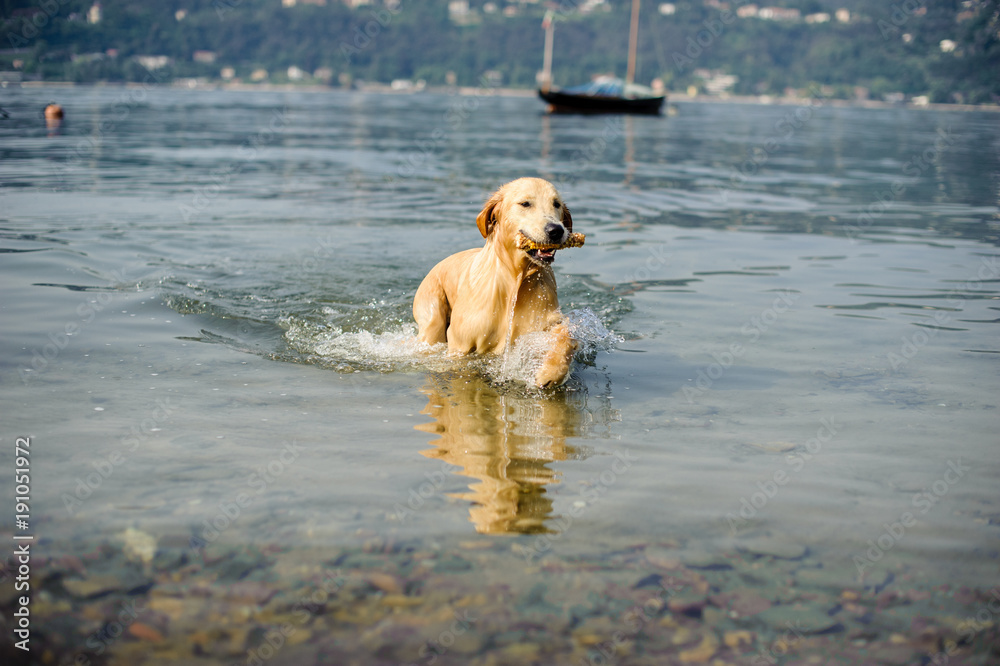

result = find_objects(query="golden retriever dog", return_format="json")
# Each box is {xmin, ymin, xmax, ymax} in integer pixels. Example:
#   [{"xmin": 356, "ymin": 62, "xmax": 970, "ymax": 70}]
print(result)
[{"xmin": 413, "ymin": 177, "xmax": 579, "ymax": 388}]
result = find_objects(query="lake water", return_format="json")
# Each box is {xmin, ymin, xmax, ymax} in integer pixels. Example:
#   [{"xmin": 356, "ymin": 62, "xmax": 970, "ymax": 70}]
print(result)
[{"xmin": 2, "ymin": 86, "xmax": 999, "ymax": 664}]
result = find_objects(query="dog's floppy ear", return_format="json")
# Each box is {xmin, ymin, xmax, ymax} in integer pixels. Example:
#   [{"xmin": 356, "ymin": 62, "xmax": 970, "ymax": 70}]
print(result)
[
  {"xmin": 561, "ymin": 203, "xmax": 573, "ymax": 232},
  {"xmin": 476, "ymin": 188, "xmax": 504, "ymax": 238}
]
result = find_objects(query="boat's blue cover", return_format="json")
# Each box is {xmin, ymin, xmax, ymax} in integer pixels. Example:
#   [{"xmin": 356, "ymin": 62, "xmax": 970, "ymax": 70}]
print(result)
[{"xmin": 563, "ymin": 77, "xmax": 625, "ymax": 97}]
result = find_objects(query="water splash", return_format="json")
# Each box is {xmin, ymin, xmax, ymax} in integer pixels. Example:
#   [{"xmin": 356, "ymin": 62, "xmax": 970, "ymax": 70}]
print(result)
[
  {"xmin": 281, "ymin": 307, "xmax": 620, "ymax": 386},
  {"xmin": 486, "ymin": 308, "xmax": 622, "ymax": 385}
]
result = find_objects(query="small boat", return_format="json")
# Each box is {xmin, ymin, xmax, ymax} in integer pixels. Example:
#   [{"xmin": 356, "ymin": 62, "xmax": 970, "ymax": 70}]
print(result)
[
  {"xmin": 538, "ymin": 0, "xmax": 665, "ymax": 115},
  {"xmin": 539, "ymin": 76, "xmax": 664, "ymax": 115}
]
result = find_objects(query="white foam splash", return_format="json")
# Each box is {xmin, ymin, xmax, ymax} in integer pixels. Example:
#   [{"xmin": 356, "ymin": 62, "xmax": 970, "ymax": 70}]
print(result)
[
  {"xmin": 487, "ymin": 309, "xmax": 623, "ymax": 385},
  {"xmin": 565, "ymin": 308, "xmax": 623, "ymax": 355},
  {"xmin": 281, "ymin": 307, "xmax": 619, "ymax": 385}
]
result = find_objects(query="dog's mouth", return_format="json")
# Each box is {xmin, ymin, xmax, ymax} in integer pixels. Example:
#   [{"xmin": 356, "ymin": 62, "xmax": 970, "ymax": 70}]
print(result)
[{"xmin": 526, "ymin": 248, "xmax": 557, "ymax": 265}]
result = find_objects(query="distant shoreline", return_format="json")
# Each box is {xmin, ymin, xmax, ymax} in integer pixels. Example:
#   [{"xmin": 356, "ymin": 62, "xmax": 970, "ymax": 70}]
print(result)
[{"xmin": 12, "ymin": 80, "xmax": 999, "ymax": 113}]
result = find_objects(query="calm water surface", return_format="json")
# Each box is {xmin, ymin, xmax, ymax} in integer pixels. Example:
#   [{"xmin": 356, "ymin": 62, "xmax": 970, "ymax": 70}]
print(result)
[{"xmin": 1, "ymin": 86, "xmax": 998, "ymax": 664}]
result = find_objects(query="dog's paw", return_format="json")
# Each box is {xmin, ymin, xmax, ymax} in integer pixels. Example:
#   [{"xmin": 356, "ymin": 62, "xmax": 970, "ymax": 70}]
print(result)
[
  {"xmin": 535, "ymin": 326, "xmax": 578, "ymax": 388},
  {"xmin": 535, "ymin": 357, "xmax": 572, "ymax": 388}
]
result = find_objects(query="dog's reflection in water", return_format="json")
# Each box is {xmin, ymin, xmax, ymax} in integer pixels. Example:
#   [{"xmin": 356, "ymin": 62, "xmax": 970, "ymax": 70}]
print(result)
[{"xmin": 414, "ymin": 373, "xmax": 594, "ymax": 535}]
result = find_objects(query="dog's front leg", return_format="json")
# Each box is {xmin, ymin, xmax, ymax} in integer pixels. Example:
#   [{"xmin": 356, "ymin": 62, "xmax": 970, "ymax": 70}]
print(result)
[{"xmin": 535, "ymin": 316, "xmax": 578, "ymax": 388}]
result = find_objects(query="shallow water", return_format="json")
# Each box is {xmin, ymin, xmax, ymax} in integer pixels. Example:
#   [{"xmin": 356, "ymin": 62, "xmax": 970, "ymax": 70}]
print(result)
[{"xmin": 2, "ymin": 86, "xmax": 999, "ymax": 664}]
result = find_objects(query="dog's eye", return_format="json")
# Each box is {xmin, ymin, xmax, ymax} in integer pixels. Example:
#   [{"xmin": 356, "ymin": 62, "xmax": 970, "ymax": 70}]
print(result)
[
  {"xmin": 553, "ymin": 200, "xmax": 561, "ymax": 209},
  {"xmin": 519, "ymin": 201, "xmax": 531, "ymax": 208}
]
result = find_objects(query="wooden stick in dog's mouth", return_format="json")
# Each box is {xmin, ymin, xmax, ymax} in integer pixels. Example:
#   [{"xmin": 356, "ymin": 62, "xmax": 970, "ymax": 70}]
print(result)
[{"xmin": 515, "ymin": 231, "xmax": 586, "ymax": 251}]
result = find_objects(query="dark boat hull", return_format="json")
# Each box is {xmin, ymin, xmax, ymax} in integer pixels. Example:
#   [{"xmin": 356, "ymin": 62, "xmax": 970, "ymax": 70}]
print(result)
[{"xmin": 539, "ymin": 88, "xmax": 665, "ymax": 115}]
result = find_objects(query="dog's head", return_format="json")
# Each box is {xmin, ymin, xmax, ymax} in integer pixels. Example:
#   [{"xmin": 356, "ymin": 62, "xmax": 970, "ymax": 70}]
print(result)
[{"xmin": 476, "ymin": 178, "xmax": 573, "ymax": 268}]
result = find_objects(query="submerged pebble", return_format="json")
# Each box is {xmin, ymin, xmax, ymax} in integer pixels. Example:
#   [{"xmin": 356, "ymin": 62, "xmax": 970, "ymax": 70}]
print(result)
[{"xmin": 20, "ymin": 533, "xmax": 999, "ymax": 665}]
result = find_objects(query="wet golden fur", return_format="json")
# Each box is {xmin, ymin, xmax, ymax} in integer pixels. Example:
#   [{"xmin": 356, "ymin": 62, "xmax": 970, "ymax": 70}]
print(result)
[{"xmin": 413, "ymin": 178, "xmax": 578, "ymax": 387}]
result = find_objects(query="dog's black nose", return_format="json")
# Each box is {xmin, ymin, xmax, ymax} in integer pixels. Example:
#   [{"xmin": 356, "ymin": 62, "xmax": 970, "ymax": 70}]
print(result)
[{"xmin": 544, "ymin": 222, "xmax": 565, "ymax": 243}]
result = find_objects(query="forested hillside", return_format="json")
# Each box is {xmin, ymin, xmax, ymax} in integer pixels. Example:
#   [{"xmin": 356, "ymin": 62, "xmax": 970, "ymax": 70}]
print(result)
[{"xmin": 1, "ymin": 0, "xmax": 997, "ymax": 103}]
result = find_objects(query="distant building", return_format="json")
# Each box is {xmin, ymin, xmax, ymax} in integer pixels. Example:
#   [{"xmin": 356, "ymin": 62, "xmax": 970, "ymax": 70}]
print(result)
[
  {"xmin": 694, "ymin": 69, "xmax": 738, "ymax": 95},
  {"xmin": 835, "ymin": 8, "xmax": 850, "ymax": 23},
  {"xmin": 250, "ymin": 69, "xmax": 268, "ymax": 82},
  {"xmin": 758, "ymin": 7, "xmax": 800, "ymax": 21},
  {"xmin": 448, "ymin": 0, "xmax": 469, "ymax": 19},
  {"xmin": 220, "ymin": 67, "xmax": 236, "ymax": 80},
  {"xmin": 939, "ymin": 39, "xmax": 957, "ymax": 53},
  {"xmin": 72, "ymin": 53, "xmax": 105, "ymax": 64},
  {"xmin": 737, "ymin": 4, "xmax": 758, "ymax": 18},
  {"xmin": 659, "ymin": 3, "xmax": 676, "ymax": 16},
  {"xmin": 482, "ymin": 70, "xmax": 503, "ymax": 87},
  {"xmin": 87, "ymin": 2, "xmax": 102, "ymax": 24},
  {"xmin": 449, "ymin": 0, "xmax": 479, "ymax": 24},
  {"xmin": 134, "ymin": 55, "xmax": 171, "ymax": 70},
  {"xmin": 193, "ymin": 51, "xmax": 217, "ymax": 64},
  {"xmin": 175, "ymin": 9, "xmax": 187, "ymax": 21},
  {"xmin": 705, "ymin": 73, "xmax": 738, "ymax": 95},
  {"xmin": 287, "ymin": 65, "xmax": 306, "ymax": 81},
  {"xmin": 805, "ymin": 13, "xmax": 830, "ymax": 24}
]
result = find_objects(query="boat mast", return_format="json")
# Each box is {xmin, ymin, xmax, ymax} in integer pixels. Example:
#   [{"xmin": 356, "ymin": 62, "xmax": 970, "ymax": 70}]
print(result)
[
  {"xmin": 625, "ymin": 0, "xmax": 640, "ymax": 85},
  {"xmin": 541, "ymin": 10, "xmax": 555, "ymax": 92}
]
